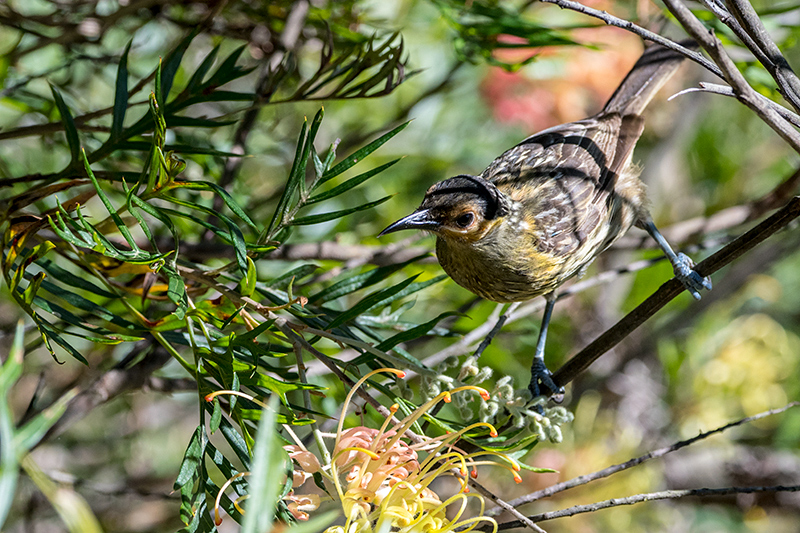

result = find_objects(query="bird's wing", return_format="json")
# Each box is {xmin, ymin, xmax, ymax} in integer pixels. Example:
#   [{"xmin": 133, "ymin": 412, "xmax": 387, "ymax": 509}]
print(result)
[{"xmin": 481, "ymin": 113, "xmax": 641, "ymax": 257}]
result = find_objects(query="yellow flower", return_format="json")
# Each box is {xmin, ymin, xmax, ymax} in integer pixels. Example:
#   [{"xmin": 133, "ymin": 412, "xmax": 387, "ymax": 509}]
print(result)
[{"xmin": 209, "ymin": 369, "xmax": 521, "ymax": 532}]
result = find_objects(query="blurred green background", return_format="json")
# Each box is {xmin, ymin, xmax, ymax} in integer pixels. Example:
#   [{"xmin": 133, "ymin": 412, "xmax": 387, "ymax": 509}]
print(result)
[{"xmin": 2, "ymin": 0, "xmax": 800, "ymax": 531}]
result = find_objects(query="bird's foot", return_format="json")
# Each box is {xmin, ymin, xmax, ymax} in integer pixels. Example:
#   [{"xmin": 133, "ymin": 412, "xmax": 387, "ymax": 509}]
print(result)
[
  {"xmin": 672, "ymin": 252, "xmax": 712, "ymax": 300},
  {"xmin": 528, "ymin": 359, "xmax": 565, "ymax": 401}
]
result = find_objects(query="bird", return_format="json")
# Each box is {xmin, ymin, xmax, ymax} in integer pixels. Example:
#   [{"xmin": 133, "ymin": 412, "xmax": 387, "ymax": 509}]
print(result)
[{"xmin": 379, "ymin": 43, "xmax": 712, "ymax": 399}]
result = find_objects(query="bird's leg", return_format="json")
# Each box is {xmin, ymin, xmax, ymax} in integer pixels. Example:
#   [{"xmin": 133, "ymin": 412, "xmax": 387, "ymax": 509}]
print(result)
[
  {"xmin": 528, "ymin": 292, "xmax": 565, "ymax": 399},
  {"xmin": 642, "ymin": 219, "xmax": 712, "ymax": 300}
]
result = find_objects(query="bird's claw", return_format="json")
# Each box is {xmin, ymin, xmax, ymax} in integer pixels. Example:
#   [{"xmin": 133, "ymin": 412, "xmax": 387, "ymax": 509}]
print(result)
[
  {"xmin": 528, "ymin": 359, "xmax": 565, "ymax": 401},
  {"xmin": 673, "ymin": 252, "xmax": 712, "ymax": 300}
]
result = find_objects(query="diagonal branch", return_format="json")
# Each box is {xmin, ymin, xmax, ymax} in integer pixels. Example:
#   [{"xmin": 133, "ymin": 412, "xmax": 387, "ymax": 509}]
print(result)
[
  {"xmin": 486, "ymin": 402, "xmax": 799, "ymax": 515},
  {"xmin": 491, "ymin": 485, "xmax": 800, "ymax": 530},
  {"xmin": 552, "ymin": 195, "xmax": 800, "ymax": 389}
]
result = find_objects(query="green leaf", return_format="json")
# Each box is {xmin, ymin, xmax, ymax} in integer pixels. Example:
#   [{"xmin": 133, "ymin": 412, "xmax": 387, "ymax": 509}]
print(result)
[
  {"xmin": 111, "ymin": 40, "xmax": 132, "ymax": 142},
  {"xmin": 162, "ymin": 265, "xmax": 188, "ymax": 319},
  {"xmin": 210, "ymin": 399, "xmax": 222, "ymax": 435},
  {"xmin": 376, "ymin": 311, "xmax": 459, "ymax": 351},
  {"xmin": 326, "ymin": 275, "xmax": 418, "ymax": 331},
  {"xmin": 265, "ymin": 109, "xmax": 326, "ymax": 237},
  {"xmin": 170, "ymin": 180, "xmax": 258, "ymax": 231},
  {"xmin": 38, "ymin": 259, "xmax": 116, "ymax": 299},
  {"xmin": 264, "ymin": 264, "xmax": 318, "ymax": 289},
  {"xmin": 291, "ymin": 195, "xmax": 391, "ymax": 225},
  {"xmin": 33, "ymin": 315, "xmax": 88, "ymax": 365},
  {"xmin": 14, "ymin": 388, "xmax": 77, "ymax": 451},
  {"xmin": 310, "ymin": 254, "xmax": 427, "ymax": 304},
  {"xmin": 174, "ymin": 425, "xmax": 205, "ymax": 490},
  {"xmin": 320, "ymin": 121, "xmax": 409, "ymax": 183},
  {"xmin": 161, "ymin": 31, "xmax": 197, "ymax": 105},
  {"xmin": 186, "ymin": 45, "xmax": 220, "ymax": 91},
  {"xmin": 241, "ymin": 396, "xmax": 284, "ymax": 533},
  {"xmin": 306, "ymin": 158, "xmax": 400, "ymax": 204},
  {"xmin": 0, "ymin": 322, "xmax": 24, "ymax": 527},
  {"xmin": 50, "ymin": 85, "xmax": 80, "ymax": 165},
  {"xmin": 81, "ymin": 149, "xmax": 139, "ymax": 250}
]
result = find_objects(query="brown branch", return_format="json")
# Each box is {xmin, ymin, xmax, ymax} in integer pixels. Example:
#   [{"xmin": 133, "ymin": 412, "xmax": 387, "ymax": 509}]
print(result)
[
  {"xmin": 662, "ymin": 0, "xmax": 800, "ymax": 154},
  {"xmin": 491, "ymin": 485, "xmax": 800, "ymax": 530},
  {"xmin": 552, "ymin": 195, "xmax": 800, "ymax": 389},
  {"xmin": 539, "ymin": 0, "xmax": 723, "ymax": 77},
  {"xmin": 725, "ymin": 0, "xmax": 800, "ymax": 113},
  {"xmin": 487, "ymin": 402, "xmax": 800, "ymax": 515}
]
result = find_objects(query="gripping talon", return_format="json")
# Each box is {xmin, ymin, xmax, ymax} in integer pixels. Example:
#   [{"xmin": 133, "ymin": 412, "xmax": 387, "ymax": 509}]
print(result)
[
  {"xmin": 528, "ymin": 359, "xmax": 565, "ymax": 399},
  {"xmin": 673, "ymin": 252, "xmax": 711, "ymax": 300}
]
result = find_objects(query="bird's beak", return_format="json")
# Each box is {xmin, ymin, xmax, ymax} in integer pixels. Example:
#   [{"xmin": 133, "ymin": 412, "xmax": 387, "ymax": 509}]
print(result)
[{"xmin": 379, "ymin": 209, "xmax": 439, "ymax": 236}]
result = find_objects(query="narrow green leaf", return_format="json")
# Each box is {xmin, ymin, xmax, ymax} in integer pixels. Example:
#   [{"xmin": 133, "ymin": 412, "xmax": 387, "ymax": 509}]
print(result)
[
  {"xmin": 38, "ymin": 259, "xmax": 116, "ymax": 299},
  {"xmin": 327, "ymin": 275, "xmax": 418, "ymax": 331},
  {"xmin": 14, "ymin": 388, "xmax": 77, "ymax": 451},
  {"xmin": 307, "ymin": 158, "xmax": 400, "ymax": 204},
  {"xmin": 162, "ymin": 265, "xmax": 188, "ymax": 319},
  {"xmin": 266, "ymin": 118, "xmax": 309, "ymax": 237},
  {"xmin": 371, "ymin": 274, "xmax": 447, "ymax": 312},
  {"xmin": 376, "ymin": 311, "xmax": 459, "ymax": 351},
  {"xmin": 210, "ymin": 399, "xmax": 222, "ymax": 434},
  {"xmin": 33, "ymin": 316, "xmax": 88, "ymax": 365},
  {"xmin": 310, "ymin": 254, "xmax": 427, "ymax": 304},
  {"xmin": 37, "ymin": 279, "xmax": 138, "ymax": 330},
  {"xmin": 81, "ymin": 149, "xmax": 139, "ymax": 250},
  {"xmin": 170, "ymin": 180, "xmax": 258, "ymax": 230},
  {"xmin": 218, "ymin": 415, "xmax": 252, "ymax": 469},
  {"xmin": 241, "ymin": 396, "xmax": 283, "ymax": 533},
  {"xmin": 203, "ymin": 44, "xmax": 247, "ymax": 86},
  {"xmin": 186, "ymin": 45, "xmax": 220, "ymax": 91},
  {"xmin": 0, "ymin": 378, "xmax": 17, "ymax": 529},
  {"xmin": 291, "ymin": 195, "xmax": 391, "ymax": 226},
  {"xmin": 161, "ymin": 31, "xmax": 197, "ymax": 105},
  {"xmin": 174, "ymin": 425, "xmax": 205, "ymax": 490},
  {"xmin": 264, "ymin": 264, "xmax": 318, "ymax": 289},
  {"xmin": 111, "ymin": 40, "xmax": 132, "ymax": 142},
  {"xmin": 50, "ymin": 85, "xmax": 80, "ymax": 165},
  {"xmin": 320, "ymin": 121, "xmax": 409, "ymax": 183}
]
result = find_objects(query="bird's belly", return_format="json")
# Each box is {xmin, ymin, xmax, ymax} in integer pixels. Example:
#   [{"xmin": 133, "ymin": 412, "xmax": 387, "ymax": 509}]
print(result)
[{"xmin": 436, "ymin": 239, "xmax": 562, "ymax": 303}]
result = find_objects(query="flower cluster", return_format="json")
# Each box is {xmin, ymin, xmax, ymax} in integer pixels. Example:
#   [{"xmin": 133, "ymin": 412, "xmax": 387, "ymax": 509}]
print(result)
[
  {"xmin": 210, "ymin": 369, "xmax": 525, "ymax": 533},
  {"xmin": 420, "ymin": 355, "xmax": 574, "ymax": 443}
]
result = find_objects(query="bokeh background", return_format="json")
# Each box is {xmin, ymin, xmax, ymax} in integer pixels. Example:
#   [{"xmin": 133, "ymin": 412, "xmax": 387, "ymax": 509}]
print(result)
[{"xmin": 2, "ymin": 0, "xmax": 800, "ymax": 532}]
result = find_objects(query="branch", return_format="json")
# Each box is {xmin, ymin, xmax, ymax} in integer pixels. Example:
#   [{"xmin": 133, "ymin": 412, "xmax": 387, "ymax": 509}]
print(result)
[
  {"xmin": 487, "ymin": 402, "xmax": 800, "ymax": 515},
  {"xmin": 552, "ymin": 196, "xmax": 800, "ymax": 389},
  {"xmin": 492, "ymin": 485, "xmax": 800, "ymax": 529},
  {"xmin": 539, "ymin": 0, "xmax": 723, "ymax": 77},
  {"xmin": 662, "ymin": 0, "xmax": 800, "ymax": 154}
]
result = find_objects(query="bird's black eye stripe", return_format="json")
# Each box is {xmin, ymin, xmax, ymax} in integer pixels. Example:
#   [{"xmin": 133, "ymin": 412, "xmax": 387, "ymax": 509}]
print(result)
[{"xmin": 455, "ymin": 212, "xmax": 474, "ymax": 228}]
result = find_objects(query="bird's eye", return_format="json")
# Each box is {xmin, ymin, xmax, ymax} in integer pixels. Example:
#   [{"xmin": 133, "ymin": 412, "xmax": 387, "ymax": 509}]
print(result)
[{"xmin": 455, "ymin": 212, "xmax": 475, "ymax": 228}]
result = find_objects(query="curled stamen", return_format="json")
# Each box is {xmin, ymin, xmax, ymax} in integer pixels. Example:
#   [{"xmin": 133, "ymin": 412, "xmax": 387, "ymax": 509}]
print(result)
[
  {"xmin": 336, "ymin": 368, "xmax": 406, "ymax": 450},
  {"xmin": 214, "ymin": 472, "xmax": 249, "ymax": 525}
]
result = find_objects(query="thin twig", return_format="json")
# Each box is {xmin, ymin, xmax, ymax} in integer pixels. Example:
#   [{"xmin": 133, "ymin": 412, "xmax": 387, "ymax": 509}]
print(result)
[
  {"xmin": 293, "ymin": 344, "xmax": 332, "ymax": 465},
  {"xmin": 487, "ymin": 402, "xmax": 800, "ymax": 515},
  {"xmin": 473, "ymin": 303, "xmax": 519, "ymax": 360},
  {"xmin": 539, "ymin": 0, "xmax": 723, "ymax": 77},
  {"xmin": 491, "ymin": 485, "xmax": 800, "ymax": 530},
  {"xmin": 726, "ymin": 0, "xmax": 800, "ymax": 112},
  {"xmin": 662, "ymin": 0, "xmax": 800, "ymax": 154},
  {"xmin": 670, "ymin": 82, "xmax": 800, "ymax": 127}
]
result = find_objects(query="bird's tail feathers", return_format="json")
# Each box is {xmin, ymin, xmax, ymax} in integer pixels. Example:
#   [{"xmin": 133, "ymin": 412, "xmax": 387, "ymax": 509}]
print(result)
[{"xmin": 602, "ymin": 43, "xmax": 693, "ymax": 117}]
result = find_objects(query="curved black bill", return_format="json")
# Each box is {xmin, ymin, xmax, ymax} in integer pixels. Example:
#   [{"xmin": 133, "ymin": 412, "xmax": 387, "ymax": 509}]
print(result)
[{"xmin": 379, "ymin": 209, "xmax": 438, "ymax": 236}]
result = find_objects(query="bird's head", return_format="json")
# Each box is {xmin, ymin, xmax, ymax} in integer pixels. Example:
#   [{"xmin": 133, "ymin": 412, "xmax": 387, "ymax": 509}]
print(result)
[{"xmin": 379, "ymin": 175, "xmax": 511, "ymax": 243}]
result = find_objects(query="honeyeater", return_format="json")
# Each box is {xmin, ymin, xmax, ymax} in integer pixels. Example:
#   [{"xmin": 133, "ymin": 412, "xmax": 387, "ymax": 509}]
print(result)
[{"xmin": 380, "ymin": 43, "xmax": 712, "ymax": 398}]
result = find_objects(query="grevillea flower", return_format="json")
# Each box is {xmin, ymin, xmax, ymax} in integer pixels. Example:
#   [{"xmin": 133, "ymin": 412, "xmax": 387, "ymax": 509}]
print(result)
[{"xmin": 208, "ymin": 369, "xmax": 523, "ymax": 532}]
